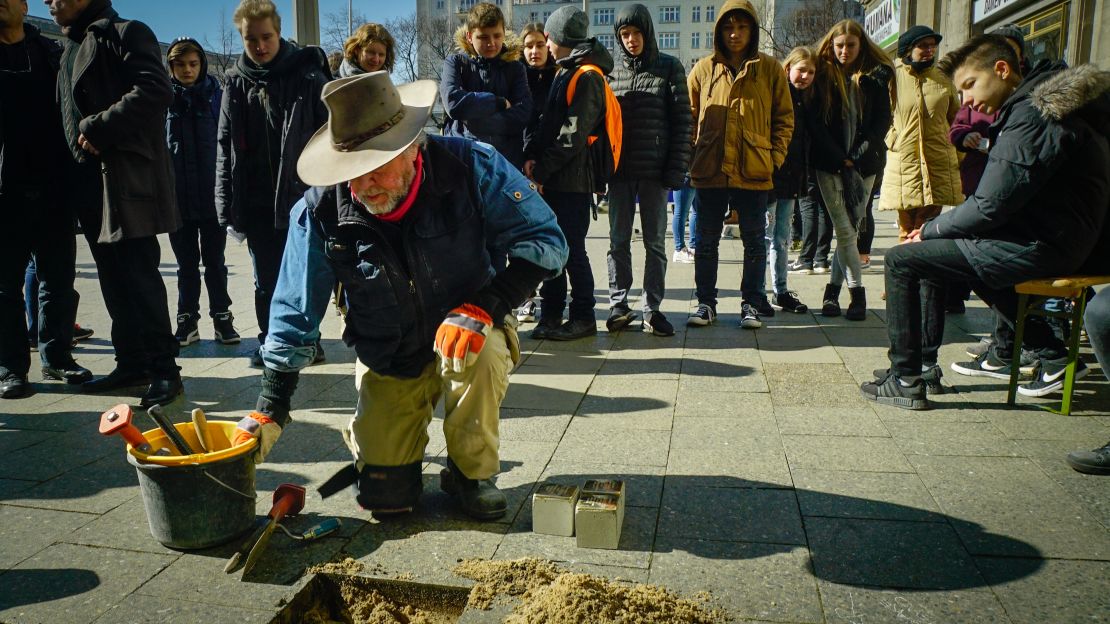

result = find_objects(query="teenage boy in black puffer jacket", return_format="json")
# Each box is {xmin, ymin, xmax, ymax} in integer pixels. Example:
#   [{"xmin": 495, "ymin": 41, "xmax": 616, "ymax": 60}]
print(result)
[
  {"xmin": 165, "ymin": 38, "xmax": 239, "ymax": 348},
  {"xmin": 603, "ymin": 3, "xmax": 692, "ymax": 338}
]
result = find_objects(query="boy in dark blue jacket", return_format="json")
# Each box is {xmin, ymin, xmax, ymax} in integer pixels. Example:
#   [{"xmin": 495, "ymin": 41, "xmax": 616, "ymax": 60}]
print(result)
[
  {"xmin": 440, "ymin": 2, "xmax": 532, "ymax": 168},
  {"xmin": 165, "ymin": 38, "xmax": 239, "ymax": 347}
]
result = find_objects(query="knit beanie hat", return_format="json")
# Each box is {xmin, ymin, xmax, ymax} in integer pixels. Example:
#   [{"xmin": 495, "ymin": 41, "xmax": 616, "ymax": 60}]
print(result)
[
  {"xmin": 988, "ymin": 23, "xmax": 1026, "ymax": 53},
  {"xmin": 898, "ymin": 25, "xmax": 943, "ymax": 58},
  {"xmin": 545, "ymin": 6, "xmax": 589, "ymax": 48}
]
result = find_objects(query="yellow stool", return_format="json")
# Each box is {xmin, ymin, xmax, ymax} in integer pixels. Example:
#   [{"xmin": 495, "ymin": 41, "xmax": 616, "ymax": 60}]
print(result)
[{"xmin": 1007, "ymin": 275, "xmax": 1110, "ymax": 415}]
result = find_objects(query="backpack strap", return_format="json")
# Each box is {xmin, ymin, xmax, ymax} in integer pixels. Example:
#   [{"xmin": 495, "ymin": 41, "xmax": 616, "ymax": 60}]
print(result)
[{"xmin": 565, "ymin": 64, "xmax": 604, "ymax": 105}]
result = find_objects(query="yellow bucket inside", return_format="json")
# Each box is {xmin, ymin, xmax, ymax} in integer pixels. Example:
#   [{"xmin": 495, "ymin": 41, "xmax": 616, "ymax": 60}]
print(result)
[{"xmin": 127, "ymin": 420, "xmax": 257, "ymax": 466}]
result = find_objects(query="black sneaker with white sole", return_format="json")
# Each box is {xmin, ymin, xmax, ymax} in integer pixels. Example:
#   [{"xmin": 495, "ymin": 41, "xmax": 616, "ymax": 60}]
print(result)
[
  {"xmin": 772, "ymin": 291, "xmax": 808, "ymax": 313},
  {"xmin": 606, "ymin": 307, "xmax": 637, "ymax": 332},
  {"xmin": 1018, "ymin": 359, "xmax": 1088, "ymax": 397},
  {"xmin": 749, "ymin": 298, "xmax": 775, "ymax": 318},
  {"xmin": 213, "ymin": 312, "xmax": 241, "ymax": 345},
  {"xmin": 642, "ymin": 311, "xmax": 675, "ymax": 336},
  {"xmin": 872, "ymin": 365, "xmax": 957, "ymax": 395},
  {"xmin": 174, "ymin": 313, "xmax": 199, "ymax": 346},
  {"xmin": 739, "ymin": 303, "xmax": 763, "ymax": 329},
  {"xmin": 950, "ymin": 350, "xmax": 1019, "ymax": 380},
  {"xmin": 687, "ymin": 304, "xmax": 716, "ymax": 327},
  {"xmin": 787, "ymin": 261, "xmax": 813, "ymax": 275},
  {"xmin": 860, "ymin": 373, "xmax": 929, "ymax": 410},
  {"xmin": 965, "ymin": 338, "xmax": 1037, "ymax": 374},
  {"xmin": 1065, "ymin": 440, "xmax": 1110, "ymax": 475}
]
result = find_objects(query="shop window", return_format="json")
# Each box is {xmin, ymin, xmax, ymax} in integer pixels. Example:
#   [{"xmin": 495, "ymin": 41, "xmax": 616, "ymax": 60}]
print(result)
[{"xmin": 1018, "ymin": 4, "xmax": 1068, "ymax": 64}]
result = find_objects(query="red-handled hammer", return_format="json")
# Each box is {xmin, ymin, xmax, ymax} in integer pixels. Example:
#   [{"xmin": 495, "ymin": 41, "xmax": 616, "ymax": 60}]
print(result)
[{"xmin": 99, "ymin": 404, "xmax": 154, "ymax": 453}]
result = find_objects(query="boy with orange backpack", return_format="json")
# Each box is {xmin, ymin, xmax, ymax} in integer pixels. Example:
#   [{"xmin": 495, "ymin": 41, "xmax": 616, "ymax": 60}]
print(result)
[{"xmin": 523, "ymin": 6, "xmax": 618, "ymax": 341}]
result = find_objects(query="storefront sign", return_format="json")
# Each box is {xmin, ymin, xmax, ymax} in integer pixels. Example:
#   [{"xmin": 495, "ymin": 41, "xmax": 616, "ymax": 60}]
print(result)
[
  {"xmin": 973, "ymin": 0, "xmax": 1024, "ymax": 23},
  {"xmin": 865, "ymin": 0, "xmax": 900, "ymax": 49}
]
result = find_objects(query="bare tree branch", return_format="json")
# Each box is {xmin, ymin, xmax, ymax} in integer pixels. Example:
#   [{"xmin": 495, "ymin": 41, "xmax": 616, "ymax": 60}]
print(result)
[
  {"xmin": 752, "ymin": 0, "xmax": 853, "ymax": 58},
  {"xmin": 321, "ymin": 8, "xmax": 369, "ymax": 55},
  {"xmin": 204, "ymin": 7, "xmax": 239, "ymax": 85},
  {"xmin": 417, "ymin": 15, "xmax": 459, "ymax": 82},
  {"xmin": 386, "ymin": 12, "xmax": 421, "ymax": 83}
]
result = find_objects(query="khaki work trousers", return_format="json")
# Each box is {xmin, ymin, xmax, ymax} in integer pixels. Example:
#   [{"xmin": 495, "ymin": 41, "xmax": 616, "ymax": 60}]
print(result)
[
  {"xmin": 896, "ymin": 205, "xmax": 943, "ymax": 241},
  {"xmin": 344, "ymin": 323, "xmax": 520, "ymax": 481}
]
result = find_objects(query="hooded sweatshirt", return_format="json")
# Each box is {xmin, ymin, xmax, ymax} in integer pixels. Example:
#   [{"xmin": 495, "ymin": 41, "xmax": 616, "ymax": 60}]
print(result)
[
  {"xmin": 440, "ymin": 27, "xmax": 532, "ymax": 167},
  {"xmin": 608, "ymin": 3, "xmax": 692, "ymax": 187},
  {"xmin": 922, "ymin": 63, "xmax": 1110, "ymax": 281},
  {"xmin": 526, "ymin": 37, "xmax": 614, "ymax": 193},
  {"xmin": 165, "ymin": 38, "xmax": 222, "ymax": 222},
  {"xmin": 686, "ymin": 0, "xmax": 793, "ymax": 190}
]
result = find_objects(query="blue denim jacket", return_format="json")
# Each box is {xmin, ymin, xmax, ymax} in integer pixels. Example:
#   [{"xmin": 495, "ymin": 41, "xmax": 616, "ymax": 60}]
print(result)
[{"xmin": 261, "ymin": 139, "xmax": 567, "ymax": 373}]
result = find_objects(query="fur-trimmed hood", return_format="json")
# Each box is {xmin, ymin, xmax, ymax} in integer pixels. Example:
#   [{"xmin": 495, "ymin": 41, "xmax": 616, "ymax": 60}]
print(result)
[
  {"xmin": 1031, "ymin": 63, "xmax": 1110, "ymax": 121},
  {"xmin": 453, "ymin": 25, "xmax": 522, "ymax": 63}
]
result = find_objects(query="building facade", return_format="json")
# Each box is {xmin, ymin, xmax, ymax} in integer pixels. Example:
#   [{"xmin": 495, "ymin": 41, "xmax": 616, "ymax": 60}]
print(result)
[{"xmin": 862, "ymin": 0, "xmax": 1108, "ymax": 67}]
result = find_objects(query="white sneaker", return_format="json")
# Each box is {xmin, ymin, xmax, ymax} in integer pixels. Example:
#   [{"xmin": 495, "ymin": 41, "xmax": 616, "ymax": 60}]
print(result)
[
  {"xmin": 516, "ymin": 299, "xmax": 537, "ymax": 323},
  {"xmin": 721, "ymin": 225, "xmax": 737, "ymax": 239},
  {"xmin": 672, "ymin": 248, "xmax": 695, "ymax": 263}
]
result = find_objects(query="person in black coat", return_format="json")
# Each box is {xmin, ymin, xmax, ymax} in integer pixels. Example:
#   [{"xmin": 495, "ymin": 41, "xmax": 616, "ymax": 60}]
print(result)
[
  {"xmin": 604, "ymin": 2, "xmax": 692, "ymax": 338},
  {"xmin": 217, "ymin": 0, "xmax": 330, "ymax": 367},
  {"xmin": 50, "ymin": 0, "xmax": 183, "ymax": 406},
  {"xmin": 165, "ymin": 38, "xmax": 239, "ymax": 349},
  {"xmin": 862, "ymin": 35, "xmax": 1110, "ymax": 410},
  {"xmin": 0, "ymin": 2, "xmax": 91, "ymax": 399}
]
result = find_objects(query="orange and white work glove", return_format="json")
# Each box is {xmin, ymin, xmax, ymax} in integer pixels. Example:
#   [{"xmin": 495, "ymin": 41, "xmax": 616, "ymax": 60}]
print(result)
[
  {"xmin": 434, "ymin": 303, "xmax": 493, "ymax": 374},
  {"xmin": 232, "ymin": 412, "xmax": 283, "ymax": 464}
]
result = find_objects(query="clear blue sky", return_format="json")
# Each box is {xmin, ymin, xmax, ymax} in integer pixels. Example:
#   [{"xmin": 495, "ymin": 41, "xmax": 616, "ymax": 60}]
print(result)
[{"xmin": 28, "ymin": 0, "xmax": 416, "ymax": 49}]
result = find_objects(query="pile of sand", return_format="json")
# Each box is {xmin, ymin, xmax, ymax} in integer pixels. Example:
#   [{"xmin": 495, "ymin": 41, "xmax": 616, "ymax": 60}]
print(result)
[{"xmin": 453, "ymin": 558, "xmax": 726, "ymax": 623}]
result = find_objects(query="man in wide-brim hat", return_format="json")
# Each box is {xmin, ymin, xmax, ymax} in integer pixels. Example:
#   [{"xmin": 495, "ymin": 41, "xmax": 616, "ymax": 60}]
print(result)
[{"xmin": 232, "ymin": 71, "xmax": 568, "ymax": 520}]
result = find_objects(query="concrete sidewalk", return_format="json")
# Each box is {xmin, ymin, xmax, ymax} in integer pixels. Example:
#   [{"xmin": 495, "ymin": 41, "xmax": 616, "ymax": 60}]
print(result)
[{"xmin": 1, "ymin": 211, "xmax": 1108, "ymax": 623}]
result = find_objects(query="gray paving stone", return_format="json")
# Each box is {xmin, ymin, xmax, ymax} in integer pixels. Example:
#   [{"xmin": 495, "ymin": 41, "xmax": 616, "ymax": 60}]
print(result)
[
  {"xmin": 538, "ymin": 461, "xmax": 665, "ymax": 508},
  {"xmin": 816, "ymin": 581, "xmax": 1012, "ymax": 624},
  {"xmin": 670, "ymin": 417, "xmax": 781, "ymax": 448},
  {"xmin": 0, "ymin": 428, "xmax": 55, "ymax": 454},
  {"xmin": 501, "ymin": 374, "xmax": 592, "ymax": 412},
  {"xmin": 649, "ymin": 537, "xmax": 824, "ymax": 623},
  {"xmin": 93, "ymin": 593, "xmax": 274, "ymax": 624},
  {"xmin": 0, "ymin": 426, "xmax": 119, "ymax": 481},
  {"xmin": 0, "ymin": 542, "xmax": 175, "ymax": 624},
  {"xmin": 552, "ymin": 420, "xmax": 670, "ymax": 466},
  {"xmin": 986, "ymin": 410, "xmax": 1110, "ymax": 441},
  {"xmin": 976, "ymin": 557, "xmax": 1110, "ymax": 624},
  {"xmin": 497, "ymin": 409, "xmax": 573, "ymax": 442},
  {"xmin": 910, "ymin": 455, "xmax": 1110, "ymax": 559},
  {"xmin": 495, "ymin": 504, "xmax": 656, "ymax": 569},
  {"xmin": 763, "ymin": 363, "xmax": 858, "ymax": 385},
  {"xmin": 0, "ymin": 477, "xmax": 36, "ymax": 499},
  {"xmin": 0, "ymin": 504, "xmax": 97, "ymax": 569},
  {"xmin": 783, "ymin": 435, "xmax": 915, "ymax": 473},
  {"xmin": 63, "ymin": 497, "xmax": 179, "ymax": 555},
  {"xmin": 679, "ymin": 371, "xmax": 770, "ymax": 393},
  {"xmin": 659, "ymin": 485, "xmax": 805, "ymax": 545},
  {"xmin": 775, "ymin": 406, "xmax": 890, "ymax": 437},
  {"xmin": 673, "ymin": 390, "xmax": 773, "ymax": 418},
  {"xmin": 135, "ymin": 548, "xmax": 310, "ymax": 611},
  {"xmin": 1013, "ymin": 438, "xmax": 1110, "ymax": 529},
  {"xmin": 771, "ymin": 382, "xmax": 872, "ymax": 408},
  {"xmin": 792, "ymin": 469, "xmax": 944, "ymax": 522},
  {"xmin": 4, "ymin": 452, "xmax": 139, "ymax": 515},
  {"xmin": 885, "ymin": 421, "xmax": 1023, "ymax": 457},
  {"xmin": 806, "ymin": 517, "xmax": 986, "ymax": 590}
]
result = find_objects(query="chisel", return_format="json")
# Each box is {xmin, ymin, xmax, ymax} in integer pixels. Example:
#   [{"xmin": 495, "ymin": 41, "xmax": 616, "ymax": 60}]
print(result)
[{"xmin": 147, "ymin": 403, "xmax": 196, "ymax": 456}]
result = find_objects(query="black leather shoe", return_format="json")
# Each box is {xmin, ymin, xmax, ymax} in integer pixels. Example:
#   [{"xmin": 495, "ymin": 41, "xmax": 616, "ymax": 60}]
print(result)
[
  {"xmin": 83, "ymin": 368, "xmax": 150, "ymax": 394},
  {"xmin": 439, "ymin": 458, "xmax": 507, "ymax": 520},
  {"xmin": 41, "ymin": 361, "xmax": 93, "ymax": 385},
  {"xmin": 546, "ymin": 318, "xmax": 597, "ymax": 341},
  {"xmin": 1, "ymin": 373, "xmax": 30, "ymax": 399},
  {"xmin": 140, "ymin": 376, "xmax": 184, "ymax": 408}
]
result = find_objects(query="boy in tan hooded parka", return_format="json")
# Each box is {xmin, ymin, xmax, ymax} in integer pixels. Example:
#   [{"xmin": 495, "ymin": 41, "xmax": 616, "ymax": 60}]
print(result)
[{"xmin": 686, "ymin": 0, "xmax": 794, "ymax": 329}]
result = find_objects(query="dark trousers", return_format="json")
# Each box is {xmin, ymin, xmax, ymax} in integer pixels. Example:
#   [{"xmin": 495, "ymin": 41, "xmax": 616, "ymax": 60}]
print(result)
[
  {"xmin": 168, "ymin": 218, "xmax": 232, "ymax": 318},
  {"xmin": 798, "ymin": 191, "xmax": 833, "ymax": 266},
  {"xmin": 1084, "ymin": 288, "xmax": 1109, "ymax": 381},
  {"xmin": 694, "ymin": 187, "xmax": 768, "ymax": 306},
  {"xmin": 857, "ymin": 190, "xmax": 876, "ymax": 255},
  {"xmin": 884, "ymin": 240, "xmax": 1065, "ymax": 377},
  {"xmin": 791, "ymin": 201, "xmax": 803, "ymax": 242},
  {"xmin": 607, "ymin": 179, "xmax": 668, "ymax": 314},
  {"xmin": 538, "ymin": 190, "xmax": 594, "ymax": 322},
  {"xmin": 75, "ymin": 194, "xmax": 179, "ymax": 377},
  {"xmin": 0, "ymin": 193, "xmax": 77, "ymax": 376},
  {"xmin": 246, "ymin": 223, "xmax": 288, "ymax": 343}
]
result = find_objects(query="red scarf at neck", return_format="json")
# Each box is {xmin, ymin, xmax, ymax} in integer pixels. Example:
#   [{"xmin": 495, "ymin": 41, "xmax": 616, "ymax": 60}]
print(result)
[{"xmin": 353, "ymin": 150, "xmax": 424, "ymax": 223}]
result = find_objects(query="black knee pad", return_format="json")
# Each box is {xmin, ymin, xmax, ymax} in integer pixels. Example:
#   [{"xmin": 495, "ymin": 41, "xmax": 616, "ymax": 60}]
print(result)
[{"xmin": 356, "ymin": 462, "xmax": 423, "ymax": 514}]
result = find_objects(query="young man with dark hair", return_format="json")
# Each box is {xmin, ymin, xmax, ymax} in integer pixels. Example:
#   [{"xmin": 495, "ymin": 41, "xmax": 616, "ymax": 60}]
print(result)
[
  {"xmin": 604, "ymin": 2, "xmax": 692, "ymax": 337},
  {"xmin": 440, "ymin": 2, "xmax": 532, "ymax": 168},
  {"xmin": 166, "ymin": 38, "xmax": 239, "ymax": 347},
  {"xmin": 861, "ymin": 35, "xmax": 1110, "ymax": 410},
  {"xmin": 48, "ymin": 0, "xmax": 184, "ymax": 406}
]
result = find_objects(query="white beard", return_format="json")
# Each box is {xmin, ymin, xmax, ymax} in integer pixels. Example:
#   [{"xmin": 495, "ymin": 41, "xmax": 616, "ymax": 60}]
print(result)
[{"xmin": 354, "ymin": 163, "xmax": 417, "ymax": 215}]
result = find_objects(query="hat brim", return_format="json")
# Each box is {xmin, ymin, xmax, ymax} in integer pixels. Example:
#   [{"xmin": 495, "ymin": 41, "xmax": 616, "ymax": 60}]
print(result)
[{"xmin": 297, "ymin": 80, "xmax": 438, "ymax": 188}]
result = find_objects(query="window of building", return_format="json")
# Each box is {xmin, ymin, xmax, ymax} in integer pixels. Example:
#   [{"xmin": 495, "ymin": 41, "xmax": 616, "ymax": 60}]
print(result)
[
  {"xmin": 529, "ymin": 11, "xmax": 538, "ymax": 22},
  {"xmin": 543, "ymin": 11, "xmax": 551, "ymax": 22},
  {"xmin": 594, "ymin": 7, "xmax": 615, "ymax": 26},
  {"xmin": 660, "ymin": 6, "xmax": 681, "ymax": 23},
  {"xmin": 659, "ymin": 32, "xmax": 679, "ymax": 49},
  {"xmin": 1019, "ymin": 4, "xmax": 1069, "ymax": 64},
  {"xmin": 706, "ymin": 5, "xmax": 716, "ymax": 21},
  {"xmin": 598, "ymin": 33, "xmax": 616, "ymax": 52},
  {"xmin": 692, "ymin": 5, "xmax": 701, "ymax": 22},
  {"xmin": 691, "ymin": 32, "xmax": 701, "ymax": 49},
  {"xmin": 436, "ymin": 0, "xmax": 445, "ymax": 10}
]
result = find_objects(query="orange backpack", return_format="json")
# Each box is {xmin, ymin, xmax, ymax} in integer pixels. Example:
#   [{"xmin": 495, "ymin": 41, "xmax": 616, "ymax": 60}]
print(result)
[{"xmin": 566, "ymin": 64, "xmax": 622, "ymax": 189}]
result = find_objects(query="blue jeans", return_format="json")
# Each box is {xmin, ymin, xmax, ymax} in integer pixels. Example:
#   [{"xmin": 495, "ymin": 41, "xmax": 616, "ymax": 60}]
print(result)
[
  {"xmin": 694, "ymin": 188, "xmax": 769, "ymax": 307},
  {"xmin": 765, "ymin": 197, "xmax": 794, "ymax": 295},
  {"xmin": 672, "ymin": 181, "xmax": 700, "ymax": 251},
  {"xmin": 539, "ymin": 190, "xmax": 595, "ymax": 322}
]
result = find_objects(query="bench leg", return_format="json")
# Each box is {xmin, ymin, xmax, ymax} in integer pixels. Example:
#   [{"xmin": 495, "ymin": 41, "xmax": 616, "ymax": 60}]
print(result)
[
  {"xmin": 1007, "ymin": 293, "xmax": 1029, "ymax": 407},
  {"xmin": 1058, "ymin": 296, "xmax": 1088, "ymax": 416}
]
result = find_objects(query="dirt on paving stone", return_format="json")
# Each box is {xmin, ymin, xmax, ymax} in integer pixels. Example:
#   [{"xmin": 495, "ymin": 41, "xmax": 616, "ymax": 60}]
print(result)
[{"xmin": 453, "ymin": 558, "xmax": 727, "ymax": 623}]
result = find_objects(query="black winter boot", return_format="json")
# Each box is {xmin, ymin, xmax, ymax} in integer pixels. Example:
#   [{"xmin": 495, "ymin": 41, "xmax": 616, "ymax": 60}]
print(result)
[
  {"xmin": 821, "ymin": 284, "xmax": 842, "ymax": 317},
  {"xmin": 440, "ymin": 458, "xmax": 507, "ymax": 520},
  {"xmin": 846, "ymin": 286, "xmax": 867, "ymax": 321}
]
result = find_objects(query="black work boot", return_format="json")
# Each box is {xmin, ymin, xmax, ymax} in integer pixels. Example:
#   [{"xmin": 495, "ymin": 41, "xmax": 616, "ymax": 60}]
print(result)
[
  {"xmin": 356, "ymin": 462, "xmax": 423, "ymax": 516},
  {"xmin": 439, "ymin": 458, "xmax": 507, "ymax": 520},
  {"xmin": 821, "ymin": 283, "xmax": 842, "ymax": 317},
  {"xmin": 845, "ymin": 286, "xmax": 867, "ymax": 321}
]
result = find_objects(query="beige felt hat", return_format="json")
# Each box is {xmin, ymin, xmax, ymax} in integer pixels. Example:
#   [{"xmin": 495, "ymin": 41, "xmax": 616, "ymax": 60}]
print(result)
[{"xmin": 297, "ymin": 71, "xmax": 437, "ymax": 187}]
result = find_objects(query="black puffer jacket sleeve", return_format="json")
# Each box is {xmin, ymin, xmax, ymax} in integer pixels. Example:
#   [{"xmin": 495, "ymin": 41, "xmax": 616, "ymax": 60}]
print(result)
[
  {"xmin": 851, "ymin": 66, "xmax": 894, "ymax": 176},
  {"xmin": 663, "ymin": 57, "xmax": 693, "ymax": 189}
]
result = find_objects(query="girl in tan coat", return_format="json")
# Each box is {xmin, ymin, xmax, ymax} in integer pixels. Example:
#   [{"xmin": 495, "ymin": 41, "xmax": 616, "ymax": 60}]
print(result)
[{"xmin": 879, "ymin": 26, "xmax": 962, "ymax": 240}]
